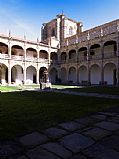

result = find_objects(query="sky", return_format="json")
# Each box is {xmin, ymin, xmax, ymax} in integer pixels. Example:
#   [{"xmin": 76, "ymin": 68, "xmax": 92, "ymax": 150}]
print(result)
[{"xmin": 0, "ymin": 0, "xmax": 119, "ymax": 41}]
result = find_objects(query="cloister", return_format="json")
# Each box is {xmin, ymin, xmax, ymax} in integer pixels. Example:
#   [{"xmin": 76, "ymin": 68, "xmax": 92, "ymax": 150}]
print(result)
[
  {"xmin": 0, "ymin": 36, "xmax": 57, "ymax": 85},
  {"xmin": 0, "ymin": 16, "xmax": 119, "ymax": 86},
  {"xmin": 51, "ymin": 39, "xmax": 119, "ymax": 85}
]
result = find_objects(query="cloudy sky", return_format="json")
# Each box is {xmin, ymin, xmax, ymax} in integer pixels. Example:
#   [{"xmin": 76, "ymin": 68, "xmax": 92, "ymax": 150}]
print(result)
[{"xmin": 0, "ymin": 0, "xmax": 119, "ymax": 41}]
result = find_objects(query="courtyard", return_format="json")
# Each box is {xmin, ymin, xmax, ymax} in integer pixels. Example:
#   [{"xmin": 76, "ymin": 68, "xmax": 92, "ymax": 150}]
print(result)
[
  {"xmin": 0, "ymin": 87, "xmax": 119, "ymax": 158},
  {"xmin": 0, "ymin": 86, "xmax": 119, "ymax": 139}
]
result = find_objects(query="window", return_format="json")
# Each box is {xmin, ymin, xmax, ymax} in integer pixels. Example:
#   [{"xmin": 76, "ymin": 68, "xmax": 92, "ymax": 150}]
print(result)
[
  {"xmin": 90, "ymin": 51, "xmax": 95, "ymax": 56},
  {"xmin": 84, "ymin": 51, "xmax": 87, "ymax": 56},
  {"xmin": 69, "ymin": 26, "xmax": 73, "ymax": 35},
  {"xmin": 51, "ymin": 28, "xmax": 55, "ymax": 36}
]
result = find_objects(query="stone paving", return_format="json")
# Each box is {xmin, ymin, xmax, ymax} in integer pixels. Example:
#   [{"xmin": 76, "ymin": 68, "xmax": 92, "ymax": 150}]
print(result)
[
  {"xmin": 41, "ymin": 89, "xmax": 119, "ymax": 99},
  {"xmin": 1, "ymin": 106, "xmax": 119, "ymax": 159}
]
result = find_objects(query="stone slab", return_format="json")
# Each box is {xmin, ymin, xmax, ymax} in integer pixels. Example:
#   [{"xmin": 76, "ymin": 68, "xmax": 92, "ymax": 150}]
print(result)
[
  {"xmin": 83, "ymin": 127, "xmax": 111, "ymax": 141},
  {"xmin": 70, "ymin": 153, "xmax": 87, "ymax": 159},
  {"xmin": 99, "ymin": 112, "xmax": 117, "ymax": 116},
  {"xmin": 60, "ymin": 133, "xmax": 94, "ymax": 153},
  {"xmin": 83, "ymin": 143, "xmax": 119, "ymax": 159},
  {"xmin": 99, "ymin": 135, "xmax": 119, "ymax": 151},
  {"xmin": 44, "ymin": 127, "xmax": 67, "ymax": 139},
  {"xmin": 0, "ymin": 141, "xmax": 22, "ymax": 158},
  {"xmin": 75, "ymin": 116, "xmax": 99, "ymax": 126},
  {"xmin": 108, "ymin": 116, "xmax": 119, "ymax": 124},
  {"xmin": 91, "ymin": 114, "xmax": 107, "ymax": 120},
  {"xmin": 59, "ymin": 121, "xmax": 83, "ymax": 132},
  {"xmin": 10, "ymin": 155, "xmax": 28, "ymax": 159},
  {"xmin": 41, "ymin": 142, "xmax": 72, "ymax": 158},
  {"xmin": 26, "ymin": 146, "xmax": 60, "ymax": 159},
  {"xmin": 95, "ymin": 121, "xmax": 119, "ymax": 131},
  {"xmin": 19, "ymin": 132, "xmax": 48, "ymax": 147}
]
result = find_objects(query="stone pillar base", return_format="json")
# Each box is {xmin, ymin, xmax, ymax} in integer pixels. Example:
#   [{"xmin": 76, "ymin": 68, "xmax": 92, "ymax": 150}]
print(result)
[{"xmin": 40, "ymin": 82, "xmax": 51, "ymax": 89}]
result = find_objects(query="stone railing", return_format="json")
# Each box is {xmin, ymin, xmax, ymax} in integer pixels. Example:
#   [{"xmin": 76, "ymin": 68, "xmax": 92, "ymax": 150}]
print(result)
[
  {"xmin": 61, "ymin": 20, "xmax": 119, "ymax": 47},
  {"xmin": 38, "ymin": 58, "xmax": 49, "ymax": 63},
  {"xmin": 11, "ymin": 55, "xmax": 24, "ymax": 60},
  {"xmin": 103, "ymin": 52, "xmax": 117, "ymax": 59},
  {"xmin": 78, "ymin": 56, "xmax": 87, "ymax": 62},
  {"xmin": 60, "ymin": 60, "xmax": 67, "ymax": 64},
  {"xmin": 89, "ymin": 54, "xmax": 102, "ymax": 60},
  {"xmin": 68, "ymin": 58, "xmax": 77, "ymax": 63},
  {"xmin": 26, "ymin": 56, "xmax": 37, "ymax": 62},
  {"xmin": 0, "ymin": 53, "xmax": 9, "ymax": 59},
  {"xmin": 50, "ymin": 60, "xmax": 58, "ymax": 64}
]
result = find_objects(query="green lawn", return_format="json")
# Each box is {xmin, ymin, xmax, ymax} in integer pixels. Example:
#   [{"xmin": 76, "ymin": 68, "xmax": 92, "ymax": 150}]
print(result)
[
  {"xmin": 0, "ymin": 86, "xmax": 19, "ymax": 91},
  {"xmin": 0, "ymin": 85, "xmax": 40, "ymax": 92},
  {"xmin": 0, "ymin": 91, "xmax": 119, "ymax": 139}
]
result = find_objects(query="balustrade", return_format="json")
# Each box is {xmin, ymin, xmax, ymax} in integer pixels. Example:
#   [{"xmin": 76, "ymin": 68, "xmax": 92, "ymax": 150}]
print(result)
[
  {"xmin": 78, "ymin": 56, "xmax": 87, "ymax": 62},
  {"xmin": 0, "ymin": 53, "xmax": 9, "ymax": 59},
  {"xmin": 103, "ymin": 52, "xmax": 117, "ymax": 59},
  {"xmin": 11, "ymin": 55, "xmax": 24, "ymax": 60}
]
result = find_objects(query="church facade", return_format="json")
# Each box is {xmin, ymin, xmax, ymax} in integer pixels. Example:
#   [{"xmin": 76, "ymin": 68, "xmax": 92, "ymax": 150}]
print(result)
[{"xmin": 0, "ymin": 14, "xmax": 119, "ymax": 85}]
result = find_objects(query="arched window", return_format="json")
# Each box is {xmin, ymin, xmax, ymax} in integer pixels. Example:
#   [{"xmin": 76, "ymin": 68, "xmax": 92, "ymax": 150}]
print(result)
[
  {"xmin": 69, "ymin": 26, "xmax": 73, "ymax": 35},
  {"xmin": 52, "ymin": 28, "xmax": 55, "ymax": 36}
]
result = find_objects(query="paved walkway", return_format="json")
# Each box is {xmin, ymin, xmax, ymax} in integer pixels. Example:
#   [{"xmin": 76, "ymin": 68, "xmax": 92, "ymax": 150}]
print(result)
[
  {"xmin": 41, "ymin": 88, "xmax": 119, "ymax": 99},
  {"xmin": 1, "ymin": 106, "xmax": 119, "ymax": 159}
]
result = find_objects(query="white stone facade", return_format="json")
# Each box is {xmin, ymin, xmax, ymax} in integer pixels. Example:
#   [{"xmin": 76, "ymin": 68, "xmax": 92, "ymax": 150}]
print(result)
[
  {"xmin": 0, "ymin": 34, "xmax": 57, "ymax": 85},
  {"xmin": 0, "ymin": 14, "xmax": 119, "ymax": 85}
]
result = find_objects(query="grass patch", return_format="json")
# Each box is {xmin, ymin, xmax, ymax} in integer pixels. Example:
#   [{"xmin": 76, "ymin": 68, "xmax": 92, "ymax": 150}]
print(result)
[
  {"xmin": 0, "ymin": 91, "xmax": 119, "ymax": 139},
  {"xmin": 0, "ymin": 85, "xmax": 40, "ymax": 92},
  {"xmin": 0, "ymin": 86, "xmax": 19, "ymax": 91}
]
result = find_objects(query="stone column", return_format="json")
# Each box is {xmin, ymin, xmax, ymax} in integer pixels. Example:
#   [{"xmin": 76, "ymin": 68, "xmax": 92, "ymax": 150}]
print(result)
[
  {"xmin": 37, "ymin": 50, "xmax": 39, "ymax": 63},
  {"xmin": 76, "ymin": 65, "xmax": 79, "ymax": 84},
  {"xmin": 66, "ymin": 51, "xmax": 69, "ymax": 64},
  {"xmin": 8, "ymin": 61, "xmax": 11, "ymax": 85},
  {"xmin": 36, "ymin": 66, "xmax": 39, "ymax": 84},
  {"xmin": 24, "ymin": 48, "xmax": 26, "ymax": 61},
  {"xmin": 23, "ymin": 48, "xmax": 26, "ymax": 84},
  {"xmin": 117, "ymin": 33, "xmax": 119, "ymax": 85},
  {"xmin": 101, "ymin": 44, "xmax": 104, "ymax": 85},
  {"xmin": 87, "ymin": 44, "xmax": 91, "ymax": 85},
  {"xmin": 76, "ymin": 49, "xmax": 79, "ymax": 84},
  {"xmin": 8, "ymin": 41, "xmax": 11, "ymax": 85},
  {"xmin": 23, "ymin": 64, "xmax": 26, "ymax": 84},
  {"xmin": 66, "ymin": 66, "xmax": 69, "ymax": 83}
]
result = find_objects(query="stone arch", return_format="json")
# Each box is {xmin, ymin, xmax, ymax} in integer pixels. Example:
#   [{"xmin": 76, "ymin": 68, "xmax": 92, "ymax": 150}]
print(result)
[
  {"xmin": 49, "ymin": 67, "xmax": 58, "ymax": 84},
  {"xmin": 90, "ymin": 64, "xmax": 101, "ymax": 85},
  {"xmin": 50, "ymin": 52, "xmax": 58, "ymax": 61},
  {"xmin": 90, "ymin": 44, "xmax": 101, "ymax": 59},
  {"xmin": 104, "ymin": 63, "xmax": 117, "ymax": 85},
  {"xmin": 11, "ymin": 45, "xmax": 24, "ymax": 56},
  {"xmin": 61, "ymin": 67, "xmax": 67, "ymax": 83},
  {"xmin": 69, "ymin": 49, "xmax": 76, "ymax": 61},
  {"xmin": 11, "ymin": 65, "xmax": 23, "ymax": 84},
  {"xmin": 78, "ymin": 47, "xmax": 87, "ymax": 61},
  {"xmin": 68, "ymin": 67, "xmax": 77, "ymax": 84},
  {"xmin": 39, "ymin": 67, "xmax": 48, "ymax": 83},
  {"xmin": 104, "ymin": 40, "xmax": 117, "ymax": 58},
  {"xmin": 78, "ymin": 65, "xmax": 88, "ymax": 84},
  {"xmin": 0, "ymin": 63, "xmax": 8, "ymax": 84},
  {"xmin": 26, "ymin": 48, "xmax": 37, "ymax": 60},
  {"xmin": 26, "ymin": 65, "xmax": 37, "ymax": 84},
  {"xmin": 61, "ymin": 52, "xmax": 67, "ymax": 63},
  {"xmin": 0, "ymin": 42, "xmax": 8, "ymax": 54},
  {"xmin": 39, "ymin": 50, "xmax": 48, "ymax": 59}
]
